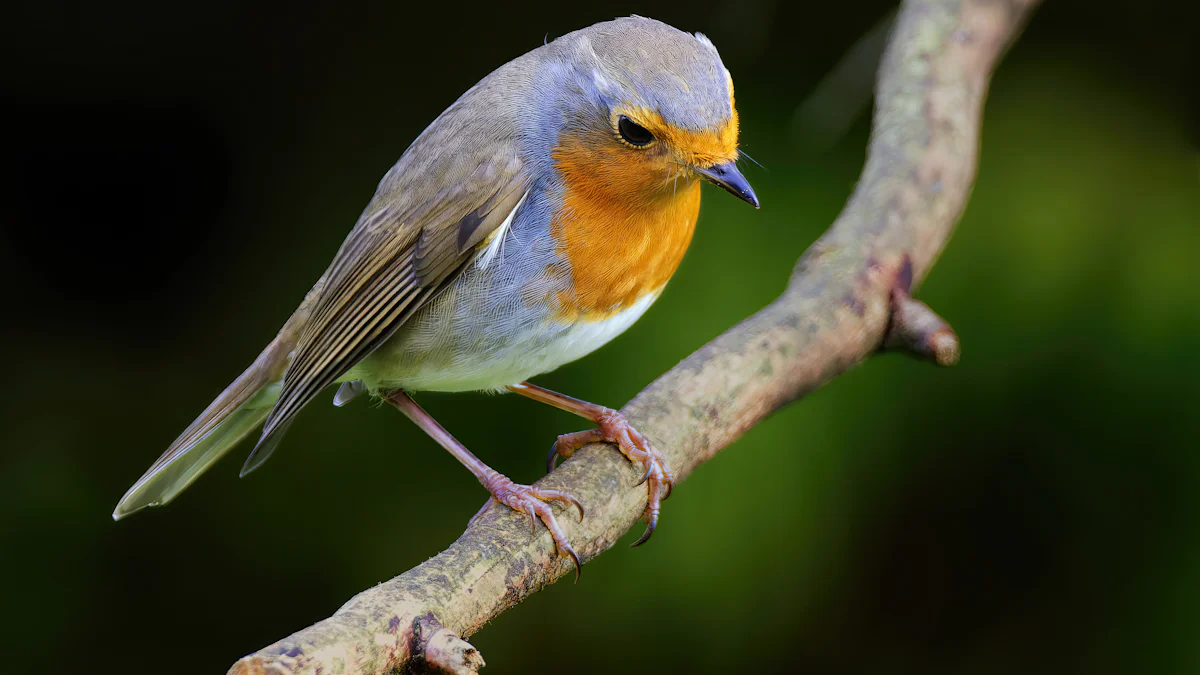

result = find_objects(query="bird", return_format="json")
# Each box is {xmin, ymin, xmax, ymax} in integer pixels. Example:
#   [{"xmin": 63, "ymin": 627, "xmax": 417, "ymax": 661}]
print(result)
[{"xmin": 113, "ymin": 16, "xmax": 759, "ymax": 579}]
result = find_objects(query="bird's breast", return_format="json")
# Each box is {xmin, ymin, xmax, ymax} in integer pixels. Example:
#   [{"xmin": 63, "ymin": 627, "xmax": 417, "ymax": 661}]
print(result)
[{"xmin": 548, "ymin": 167, "xmax": 701, "ymax": 321}]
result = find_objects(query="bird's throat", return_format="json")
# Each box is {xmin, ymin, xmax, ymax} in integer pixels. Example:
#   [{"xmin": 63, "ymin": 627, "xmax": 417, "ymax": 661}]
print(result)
[{"xmin": 550, "ymin": 173, "xmax": 701, "ymax": 321}]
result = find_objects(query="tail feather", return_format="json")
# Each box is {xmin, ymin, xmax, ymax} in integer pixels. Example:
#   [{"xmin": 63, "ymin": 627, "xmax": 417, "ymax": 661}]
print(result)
[
  {"xmin": 239, "ymin": 417, "xmax": 294, "ymax": 477},
  {"xmin": 112, "ymin": 333, "xmax": 293, "ymax": 520}
]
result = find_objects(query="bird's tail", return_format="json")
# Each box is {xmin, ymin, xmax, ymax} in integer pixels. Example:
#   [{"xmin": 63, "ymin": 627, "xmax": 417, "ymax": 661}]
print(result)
[{"xmin": 112, "ymin": 330, "xmax": 295, "ymax": 520}]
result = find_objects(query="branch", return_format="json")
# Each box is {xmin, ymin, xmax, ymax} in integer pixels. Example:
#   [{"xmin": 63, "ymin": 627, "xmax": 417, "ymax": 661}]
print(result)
[{"xmin": 230, "ymin": 1, "xmax": 1038, "ymax": 672}]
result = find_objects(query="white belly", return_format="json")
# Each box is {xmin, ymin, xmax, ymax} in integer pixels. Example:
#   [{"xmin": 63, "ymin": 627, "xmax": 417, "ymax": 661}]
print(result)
[{"xmin": 351, "ymin": 288, "xmax": 662, "ymax": 393}]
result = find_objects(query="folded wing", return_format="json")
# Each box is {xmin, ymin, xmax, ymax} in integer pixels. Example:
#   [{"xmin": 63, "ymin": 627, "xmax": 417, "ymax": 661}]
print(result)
[{"xmin": 249, "ymin": 118, "xmax": 531, "ymax": 470}]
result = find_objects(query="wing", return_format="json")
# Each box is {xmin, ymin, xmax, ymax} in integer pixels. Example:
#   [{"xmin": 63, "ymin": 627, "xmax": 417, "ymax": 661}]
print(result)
[{"xmin": 249, "ymin": 106, "xmax": 532, "ymax": 466}]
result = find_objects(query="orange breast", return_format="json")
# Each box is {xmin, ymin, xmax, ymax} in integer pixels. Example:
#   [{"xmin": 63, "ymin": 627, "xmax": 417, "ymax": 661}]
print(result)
[{"xmin": 549, "ymin": 138, "xmax": 702, "ymax": 321}]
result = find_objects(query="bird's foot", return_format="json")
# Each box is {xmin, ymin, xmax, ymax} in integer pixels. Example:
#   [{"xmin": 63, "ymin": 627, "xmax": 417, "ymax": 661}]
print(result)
[
  {"xmin": 548, "ymin": 408, "xmax": 673, "ymax": 547},
  {"xmin": 470, "ymin": 473, "xmax": 585, "ymax": 580}
]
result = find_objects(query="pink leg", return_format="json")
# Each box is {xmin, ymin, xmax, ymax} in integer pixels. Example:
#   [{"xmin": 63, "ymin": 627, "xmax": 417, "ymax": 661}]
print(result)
[
  {"xmin": 385, "ymin": 390, "xmax": 584, "ymax": 579},
  {"xmin": 506, "ymin": 382, "xmax": 673, "ymax": 547}
]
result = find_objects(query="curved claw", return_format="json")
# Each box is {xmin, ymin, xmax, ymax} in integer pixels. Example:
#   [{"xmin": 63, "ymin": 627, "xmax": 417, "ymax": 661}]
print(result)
[
  {"xmin": 525, "ymin": 506, "xmax": 537, "ymax": 536},
  {"xmin": 631, "ymin": 517, "xmax": 657, "ymax": 547},
  {"xmin": 562, "ymin": 493, "xmax": 585, "ymax": 522},
  {"xmin": 564, "ymin": 544, "xmax": 582, "ymax": 582},
  {"xmin": 546, "ymin": 442, "xmax": 560, "ymax": 473},
  {"xmin": 537, "ymin": 488, "xmax": 586, "ymax": 523},
  {"xmin": 662, "ymin": 477, "xmax": 675, "ymax": 501},
  {"xmin": 633, "ymin": 464, "xmax": 654, "ymax": 488}
]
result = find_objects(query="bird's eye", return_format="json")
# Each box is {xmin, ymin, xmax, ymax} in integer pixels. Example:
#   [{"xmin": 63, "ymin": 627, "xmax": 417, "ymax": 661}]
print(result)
[{"xmin": 617, "ymin": 115, "xmax": 655, "ymax": 147}]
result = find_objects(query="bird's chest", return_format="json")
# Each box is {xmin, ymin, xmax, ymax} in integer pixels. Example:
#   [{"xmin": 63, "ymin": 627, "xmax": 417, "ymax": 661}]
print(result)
[{"xmin": 550, "ymin": 180, "xmax": 701, "ymax": 320}]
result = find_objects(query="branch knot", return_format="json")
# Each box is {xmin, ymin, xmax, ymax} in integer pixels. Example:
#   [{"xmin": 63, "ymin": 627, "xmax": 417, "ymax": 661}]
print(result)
[
  {"xmin": 884, "ymin": 287, "xmax": 961, "ymax": 368},
  {"xmin": 408, "ymin": 614, "xmax": 484, "ymax": 675}
]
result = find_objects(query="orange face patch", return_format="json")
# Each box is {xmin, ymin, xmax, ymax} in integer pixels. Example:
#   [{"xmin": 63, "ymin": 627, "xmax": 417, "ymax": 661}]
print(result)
[
  {"xmin": 613, "ymin": 105, "xmax": 739, "ymax": 169},
  {"xmin": 548, "ymin": 78, "xmax": 740, "ymax": 321},
  {"xmin": 550, "ymin": 130, "xmax": 702, "ymax": 320},
  {"xmin": 611, "ymin": 72, "xmax": 739, "ymax": 168}
]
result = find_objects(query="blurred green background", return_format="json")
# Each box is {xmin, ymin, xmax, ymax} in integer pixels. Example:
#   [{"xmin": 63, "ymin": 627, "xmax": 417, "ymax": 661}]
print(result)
[{"xmin": 2, "ymin": 0, "xmax": 1197, "ymax": 673}]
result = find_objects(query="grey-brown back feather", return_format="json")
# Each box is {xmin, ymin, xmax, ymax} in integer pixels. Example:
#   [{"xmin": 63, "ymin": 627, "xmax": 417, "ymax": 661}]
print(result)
[{"xmin": 253, "ymin": 65, "xmax": 534, "ymax": 457}]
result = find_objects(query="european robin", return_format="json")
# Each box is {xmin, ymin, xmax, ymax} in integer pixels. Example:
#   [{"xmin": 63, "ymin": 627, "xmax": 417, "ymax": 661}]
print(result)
[{"xmin": 114, "ymin": 16, "xmax": 759, "ymax": 577}]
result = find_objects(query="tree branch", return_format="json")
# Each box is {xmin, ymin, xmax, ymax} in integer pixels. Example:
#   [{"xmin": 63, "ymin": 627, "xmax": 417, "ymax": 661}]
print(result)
[{"xmin": 230, "ymin": 1, "xmax": 1039, "ymax": 672}]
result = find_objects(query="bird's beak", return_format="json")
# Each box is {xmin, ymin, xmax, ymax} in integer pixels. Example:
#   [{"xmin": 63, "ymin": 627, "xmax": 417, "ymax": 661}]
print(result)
[{"xmin": 694, "ymin": 161, "xmax": 759, "ymax": 209}]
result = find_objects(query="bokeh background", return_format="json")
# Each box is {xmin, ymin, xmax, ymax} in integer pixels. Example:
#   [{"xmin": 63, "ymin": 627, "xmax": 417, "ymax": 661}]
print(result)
[{"xmin": 3, "ymin": 0, "xmax": 1197, "ymax": 672}]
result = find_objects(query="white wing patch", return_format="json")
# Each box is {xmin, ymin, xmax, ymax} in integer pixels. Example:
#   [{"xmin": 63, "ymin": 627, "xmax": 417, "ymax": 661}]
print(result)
[{"xmin": 476, "ymin": 188, "xmax": 529, "ymax": 269}]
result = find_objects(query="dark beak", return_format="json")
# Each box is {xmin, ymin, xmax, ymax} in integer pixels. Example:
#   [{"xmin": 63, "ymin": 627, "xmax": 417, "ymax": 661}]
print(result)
[{"xmin": 695, "ymin": 161, "xmax": 759, "ymax": 209}]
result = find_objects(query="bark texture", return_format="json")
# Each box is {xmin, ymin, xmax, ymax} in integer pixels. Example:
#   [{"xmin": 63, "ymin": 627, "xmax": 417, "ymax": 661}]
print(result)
[{"xmin": 230, "ymin": 0, "xmax": 1039, "ymax": 672}]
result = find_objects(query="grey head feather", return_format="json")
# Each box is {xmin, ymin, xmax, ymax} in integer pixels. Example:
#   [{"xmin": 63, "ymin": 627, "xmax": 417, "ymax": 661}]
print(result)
[{"xmin": 546, "ymin": 16, "xmax": 734, "ymax": 134}]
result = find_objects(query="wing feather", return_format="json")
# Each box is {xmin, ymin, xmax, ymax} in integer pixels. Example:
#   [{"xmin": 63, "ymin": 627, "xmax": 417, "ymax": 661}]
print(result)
[{"xmin": 251, "ymin": 142, "xmax": 532, "ymax": 459}]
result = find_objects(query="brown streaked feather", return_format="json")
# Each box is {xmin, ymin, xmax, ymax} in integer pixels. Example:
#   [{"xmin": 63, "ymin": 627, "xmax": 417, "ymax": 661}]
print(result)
[{"xmin": 253, "ymin": 146, "xmax": 531, "ymax": 458}]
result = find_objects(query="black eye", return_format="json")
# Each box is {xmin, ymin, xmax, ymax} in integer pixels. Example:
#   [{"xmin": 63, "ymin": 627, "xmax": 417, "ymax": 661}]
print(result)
[{"xmin": 617, "ymin": 115, "xmax": 654, "ymax": 147}]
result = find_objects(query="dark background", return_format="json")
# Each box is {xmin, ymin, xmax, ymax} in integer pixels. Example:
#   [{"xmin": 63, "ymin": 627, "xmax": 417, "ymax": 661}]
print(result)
[{"xmin": 3, "ymin": 0, "xmax": 1198, "ymax": 672}]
